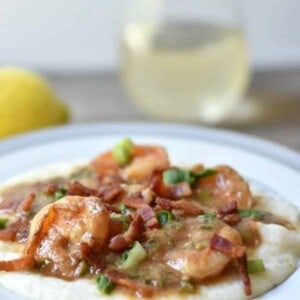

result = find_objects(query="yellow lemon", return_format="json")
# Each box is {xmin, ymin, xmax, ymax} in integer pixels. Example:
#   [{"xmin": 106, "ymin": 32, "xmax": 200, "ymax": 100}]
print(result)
[{"xmin": 0, "ymin": 67, "xmax": 70, "ymax": 139}]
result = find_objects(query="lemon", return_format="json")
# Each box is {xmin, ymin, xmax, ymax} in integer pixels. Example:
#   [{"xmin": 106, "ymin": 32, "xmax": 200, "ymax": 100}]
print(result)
[{"xmin": 0, "ymin": 67, "xmax": 70, "ymax": 139}]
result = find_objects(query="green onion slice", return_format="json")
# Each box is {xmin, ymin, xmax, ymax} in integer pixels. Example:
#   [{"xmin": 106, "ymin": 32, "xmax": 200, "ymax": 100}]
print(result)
[
  {"xmin": 157, "ymin": 210, "xmax": 174, "ymax": 225},
  {"xmin": 247, "ymin": 259, "xmax": 265, "ymax": 274},
  {"xmin": 119, "ymin": 241, "xmax": 147, "ymax": 270},
  {"xmin": 239, "ymin": 209, "xmax": 264, "ymax": 220},
  {"xmin": 119, "ymin": 203, "xmax": 128, "ymax": 214},
  {"xmin": 0, "ymin": 218, "xmax": 9, "ymax": 230},
  {"xmin": 112, "ymin": 138, "xmax": 134, "ymax": 166},
  {"xmin": 163, "ymin": 168, "xmax": 216, "ymax": 186},
  {"xmin": 54, "ymin": 188, "xmax": 67, "ymax": 200},
  {"xmin": 96, "ymin": 274, "xmax": 115, "ymax": 294},
  {"xmin": 194, "ymin": 169, "xmax": 217, "ymax": 179}
]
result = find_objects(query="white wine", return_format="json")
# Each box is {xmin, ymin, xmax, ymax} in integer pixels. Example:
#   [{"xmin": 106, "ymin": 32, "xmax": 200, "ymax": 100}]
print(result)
[{"xmin": 121, "ymin": 22, "xmax": 249, "ymax": 123}]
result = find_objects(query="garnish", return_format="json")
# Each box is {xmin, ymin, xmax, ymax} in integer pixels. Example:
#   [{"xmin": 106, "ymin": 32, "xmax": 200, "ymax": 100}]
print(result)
[
  {"xmin": 119, "ymin": 203, "xmax": 129, "ymax": 214},
  {"xmin": 54, "ymin": 188, "xmax": 67, "ymax": 200},
  {"xmin": 198, "ymin": 212, "xmax": 217, "ymax": 230},
  {"xmin": 163, "ymin": 168, "xmax": 216, "ymax": 186},
  {"xmin": 0, "ymin": 218, "xmax": 9, "ymax": 230},
  {"xmin": 119, "ymin": 241, "xmax": 147, "ymax": 270},
  {"xmin": 96, "ymin": 274, "xmax": 115, "ymax": 294},
  {"xmin": 239, "ymin": 209, "xmax": 264, "ymax": 220},
  {"xmin": 247, "ymin": 259, "xmax": 265, "ymax": 274},
  {"xmin": 113, "ymin": 138, "xmax": 134, "ymax": 166},
  {"xmin": 157, "ymin": 210, "xmax": 174, "ymax": 225}
]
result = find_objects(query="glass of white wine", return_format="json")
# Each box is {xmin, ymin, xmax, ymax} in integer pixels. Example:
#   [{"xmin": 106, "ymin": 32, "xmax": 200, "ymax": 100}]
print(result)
[{"xmin": 121, "ymin": 0, "xmax": 250, "ymax": 124}]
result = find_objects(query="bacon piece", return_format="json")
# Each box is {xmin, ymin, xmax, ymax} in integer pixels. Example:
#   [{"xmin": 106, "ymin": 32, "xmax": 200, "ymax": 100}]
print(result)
[
  {"xmin": 218, "ymin": 201, "xmax": 241, "ymax": 226},
  {"xmin": 97, "ymin": 184, "xmax": 123, "ymax": 202},
  {"xmin": 0, "ymin": 216, "xmax": 29, "ymax": 242},
  {"xmin": 218, "ymin": 201, "xmax": 238, "ymax": 215},
  {"xmin": 81, "ymin": 243, "xmax": 105, "ymax": 274},
  {"xmin": 43, "ymin": 184, "xmax": 58, "ymax": 195},
  {"xmin": 68, "ymin": 181, "xmax": 123, "ymax": 203},
  {"xmin": 18, "ymin": 193, "xmax": 36, "ymax": 212},
  {"xmin": 155, "ymin": 198, "xmax": 203, "ymax": 215},
  {"xmin": 0, "ymin": 255, "xmax": 35, "ymax": 271},
  {"xmin": 68, "ymin": 181, "xmax": 96, "ymax": 197},
  {"xmin": 136, "ymin": 205, "xmax": 158, "ymax": 229},
  {"xmin": 109, "ymin": 215, "xmax": 145, "ymax": 252},
  {"xmin": 237, "ymin": 252, "xmax": 252, "ymax": 296},
  {"xmin": 210, "ymin": 234, "xmax": 245, "ymax": 258},
  {"xmin": 123, "ymin": 197, "xmax": 145, "ymax": 209},
  {"xmin": 105, "ymin": 268, "xmax": 155, "ymax": 297},
  {"xmin": 222, "ymin": 214, "xmax": 241, "ymax": 226},
  {"xmin": 150, "ymin": 171, "xmax": 192, "ymax": 199}
]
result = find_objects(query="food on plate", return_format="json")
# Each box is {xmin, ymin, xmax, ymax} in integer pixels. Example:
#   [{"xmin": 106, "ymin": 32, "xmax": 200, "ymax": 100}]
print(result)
[{"xmin": 0, "ymin": 139, "xmax": 299, "ymax": 300}]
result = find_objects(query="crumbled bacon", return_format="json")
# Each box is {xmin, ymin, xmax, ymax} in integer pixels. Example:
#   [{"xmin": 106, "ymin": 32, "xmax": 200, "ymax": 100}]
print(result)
[
  {"xmin": 97, "ymin": 184, "xmax": 123, "ymax": 202},
  {"xmin": 218, "ymin": 201, "xmax": 238, "ymax": 215},
  {"xmin": 218, "ymin": 201, "xmax": 241, "ymax": 225},
  {"xmin": 18, "ymin": 193, "xmax": 36, "ymax": 212},
  {"xmin": 155, "ymin": 198, "xmax": 204, "ymax": 215},
  {"xmin": 68, "ymin": 181, "xmax": 96, "ymax": 197},
  {"xmin": 109, "ymin": 215, "xmax": 145, "ymax": 252},
  {"xmin": 105, "ymin": 268, "xmax": 155, "ymax": 297},
  {"xmin": 136, "ymin": 205, "xmax": 158, "ymax": 229},
  {"xmin": 210, "ymin": 234, "xmax": 245, "ymax": 258},
  {"xmin": 81, "ymin": 243, "xmax": 105, "ymax": 274},
  {"xmin": 123, "ymin": 197, "xmax": 145, "ymax": 209},
  {"xmin": 43, "ymin": 184, "xmax": 58, "ymax": 195},
  {"xmin": 237, "ymin": 253, "xmax": 252, "ymax": 296},
  {"xmin": 68, "ymin": 181, "xmax": 123, "ymax": 202},
  {"xmin": 0, "ymin": 215, "xmax": 30, "ymax": 242}
]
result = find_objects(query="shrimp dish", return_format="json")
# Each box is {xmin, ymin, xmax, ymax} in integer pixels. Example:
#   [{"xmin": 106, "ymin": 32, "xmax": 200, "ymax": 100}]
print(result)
[{"xmin": 0, "ymin": 139, "xmax": 299, "ymax": 300}]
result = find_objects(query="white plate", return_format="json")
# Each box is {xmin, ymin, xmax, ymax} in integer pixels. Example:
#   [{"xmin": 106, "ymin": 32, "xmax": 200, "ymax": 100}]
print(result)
[{"xmin": 0, "ymin": 122, "xmax": 299, "ymax": 300}]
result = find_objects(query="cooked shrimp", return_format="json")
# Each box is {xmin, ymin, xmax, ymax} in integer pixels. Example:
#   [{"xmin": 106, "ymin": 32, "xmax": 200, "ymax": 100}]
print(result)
[
  {"xmin": 24, "ymin": 196, "xmax": 110, "ymax": 279},
  {"xmin": 92, "ymin": 145, "xmax": 169, "ymax": 182},
  {"xmin": 197, "ymin": 165, "xmax": 252, "ymax": 209},
  {"xmin": 165, "ymin": 221, "xmax": 243, "ymax": 281}
]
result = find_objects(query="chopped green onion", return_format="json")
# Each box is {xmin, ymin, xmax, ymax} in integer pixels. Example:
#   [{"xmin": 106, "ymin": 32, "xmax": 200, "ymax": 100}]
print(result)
[
  {"xmin": 96, "ymin": 274, "xmax": 115, "ymax": 294},
  {"xmin": 119, "ymin": 203, "xmax": 128, "ymax": 214},
  {"xmin": 157, "ymin": 210, "xmax": 174, "ymax": 225},
  {"xmin": 0, "ymin": 218, "xmax": 8, "ymax": 230},
  {"xmin": 113, "ymin": 138, "xmax": 134, "ymax": 166},
  {"xmin": 239, "ymin": 209, "xmax": 264, "ymax": 220},
  {"xmin": 247, "ymin": 259, "xmax": 265, "ymax": 274},
  {"xmin": 198, "ymin": 212, "xmax": 217, "ymax": 230},
  {"xmin": 163, "ymin": 168, "xmax": 216, "ymax": 186},
  {"xmin": 162, "ymin": 169, "xmax": 190, "ymax": 185},
  {"xmin": 110, "ymin": 213, "xmax": 129, "ymax": 231},
  {"xmin": 54, "ymin": 188, "xmax": 67, "ymax": 200},
  {"xmin": 180, "ymin": 280, "xmax": 195, "ymax": 293},
  {"xmin": 194, "ymin": 169, "xmax": 217, "ymax": 179},
  {"xmin": 119, "ymin": 241, "xmax": 147, "ymax": 270}
]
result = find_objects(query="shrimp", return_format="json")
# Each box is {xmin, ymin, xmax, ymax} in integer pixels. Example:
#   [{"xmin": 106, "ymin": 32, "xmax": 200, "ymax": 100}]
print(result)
[
  {"xmin": 165, "ymin": 220, "xmax": 243, "ymax": 281},
  {"xmin": 197, "ymin": 165, "xmax": 253, "ymax": 209},
  {"xmin": 24, "ymin": 196, "xmax": 110, "ymax": 279},
  {"xmin": 92, "ymin": 145, "xmax": 170, "ymax": 182}
]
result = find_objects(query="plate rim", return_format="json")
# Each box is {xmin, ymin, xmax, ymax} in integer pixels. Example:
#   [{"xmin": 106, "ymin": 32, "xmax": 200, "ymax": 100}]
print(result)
[{"xmin": 0, "ymin": 121, "xmax": 299, "ymax": 172}]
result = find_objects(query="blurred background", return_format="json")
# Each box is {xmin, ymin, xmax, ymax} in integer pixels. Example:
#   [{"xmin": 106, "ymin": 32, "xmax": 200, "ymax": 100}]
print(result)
[{"xmin": 0, "ymin": 0, "xmax": 299, "ymax": 150}]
